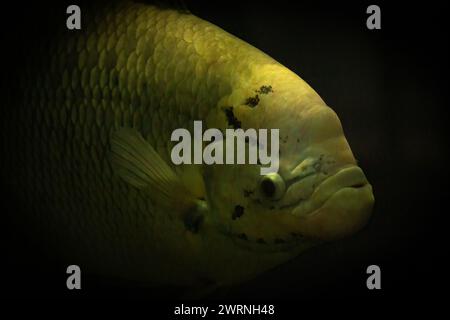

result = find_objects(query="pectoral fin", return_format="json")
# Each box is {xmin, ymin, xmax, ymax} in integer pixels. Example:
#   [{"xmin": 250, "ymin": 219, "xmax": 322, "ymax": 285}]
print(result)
[{"xmin": 110, "ymin": 128, "xmax": 195, "ymax": 212}]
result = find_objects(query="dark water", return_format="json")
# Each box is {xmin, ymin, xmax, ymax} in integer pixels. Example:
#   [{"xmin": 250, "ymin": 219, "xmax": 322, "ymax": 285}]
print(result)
[{"xmin": 0, "ymin": 0, "xmax": 447, "ymax": 306}]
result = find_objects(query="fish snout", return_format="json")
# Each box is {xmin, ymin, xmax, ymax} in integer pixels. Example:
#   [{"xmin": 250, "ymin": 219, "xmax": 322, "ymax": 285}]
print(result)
[{"xmin": 291, "ymin": 166, "xmax": 374, "ymax": 240}]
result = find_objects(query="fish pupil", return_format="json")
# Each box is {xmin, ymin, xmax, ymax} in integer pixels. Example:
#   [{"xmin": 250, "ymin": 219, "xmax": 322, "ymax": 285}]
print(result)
[{"xmin": 261, "ymin": 178, "xmax": 276, "ymax": 198}]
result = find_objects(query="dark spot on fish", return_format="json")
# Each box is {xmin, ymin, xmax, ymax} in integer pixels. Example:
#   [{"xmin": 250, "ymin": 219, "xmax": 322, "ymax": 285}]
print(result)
[
  {"xmin": 297, "ymin": 138, "xmax": 300, "ymax": 143},
  {"xmin": 243, "ymin": 189, "xmax": 254, "ymax": 197},
  {"xmin": 256, "ymin": 85, "xmax": 273, "ymax": 95},
  {"xmin": 313, "ymin": 155, "xmax": 324, "ymax": 171},
  {"xmin": 184, "ymin": 212, "xmax": 204, "ymax": 234},
  {"xmin": 274, "ymin": 238, "xmax": 285, "ymax": 244},
  {"xmin": 313, "ymin": 161, "xmax": 322, "ymax": 171},
  {"xmin": 245, "ymin": 95, "xmax": 260, "ymax": 108},
  {"xmin": 257, "ymin": 238, "xmax": 267, "ymax": 244},
  {"xmin": 237, "ymin": 233, "xmax": 248, "ymax": 240},
  {"xmin": 223, "ymin": 106, "xmax": 241, "ymax": 129},
  {"xmin": 269, "ymin": 206, "xmax": 275, "ymax": 210},
  {"xmin": 232, "ymin": 205, "xmax": 245, "ymax": 220}
]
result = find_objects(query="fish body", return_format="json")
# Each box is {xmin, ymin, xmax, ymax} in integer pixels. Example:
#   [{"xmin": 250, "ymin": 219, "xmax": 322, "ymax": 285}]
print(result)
[{"xmin": 1, "ymin": 2, "xmax": 374, "ymax": 288}]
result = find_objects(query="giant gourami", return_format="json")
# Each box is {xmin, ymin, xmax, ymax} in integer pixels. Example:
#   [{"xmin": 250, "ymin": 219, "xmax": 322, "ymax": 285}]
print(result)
[{"xmin": 1, "ymin": 1, "xmax": 374, "ymax": 289}]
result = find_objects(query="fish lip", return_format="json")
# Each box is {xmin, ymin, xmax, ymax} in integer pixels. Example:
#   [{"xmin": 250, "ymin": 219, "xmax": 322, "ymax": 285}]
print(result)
[
  {"xmin": 291, "ymin": 165, "xmax": 370, "ymax": 217},
  {"xmin": 307, "ymin": 184, "xmax": 372, "ymax": 220},
  {"xmin": 291, "ymin": 180, "xmax": 374, "ymax": 240}
]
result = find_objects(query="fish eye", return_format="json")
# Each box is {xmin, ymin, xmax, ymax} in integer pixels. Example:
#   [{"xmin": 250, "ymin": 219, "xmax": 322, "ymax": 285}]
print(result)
[{"xmin": 260, "ymin": 173, "xmax": 286, "ymax": 200}]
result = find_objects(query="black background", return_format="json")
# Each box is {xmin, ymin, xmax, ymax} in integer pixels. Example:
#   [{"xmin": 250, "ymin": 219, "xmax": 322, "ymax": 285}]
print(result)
[{"xmin": 0, "ymin": 0, "xmax": 448, "ymax": 309}]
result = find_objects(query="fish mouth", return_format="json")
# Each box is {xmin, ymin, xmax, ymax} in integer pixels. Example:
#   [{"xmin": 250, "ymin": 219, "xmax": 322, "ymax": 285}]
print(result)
[{"xmin": 290, "ymin": 165, "xmax": 374, "ymax": 240}]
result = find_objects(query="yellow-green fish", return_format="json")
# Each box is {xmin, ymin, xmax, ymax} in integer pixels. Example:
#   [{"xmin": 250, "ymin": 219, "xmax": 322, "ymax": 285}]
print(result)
[{"xmin": 2, "ymin": 1, "xmax": 374, "ymax": 291}]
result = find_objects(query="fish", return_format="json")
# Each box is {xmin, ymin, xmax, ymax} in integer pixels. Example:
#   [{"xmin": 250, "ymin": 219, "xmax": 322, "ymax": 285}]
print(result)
[{"xmin": 0, "ymin": 1, "xmax": 374, "ymax": 292}]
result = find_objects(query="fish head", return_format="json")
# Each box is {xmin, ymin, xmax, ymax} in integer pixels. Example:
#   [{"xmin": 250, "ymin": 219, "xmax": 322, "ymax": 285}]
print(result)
[
  {"xmin": 268, "ymin": 103, "xmax": 375, "ymax": 241},
  {"xmin": 203, "ymin": 81, "xmax": 374, "ymax": 254}
]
